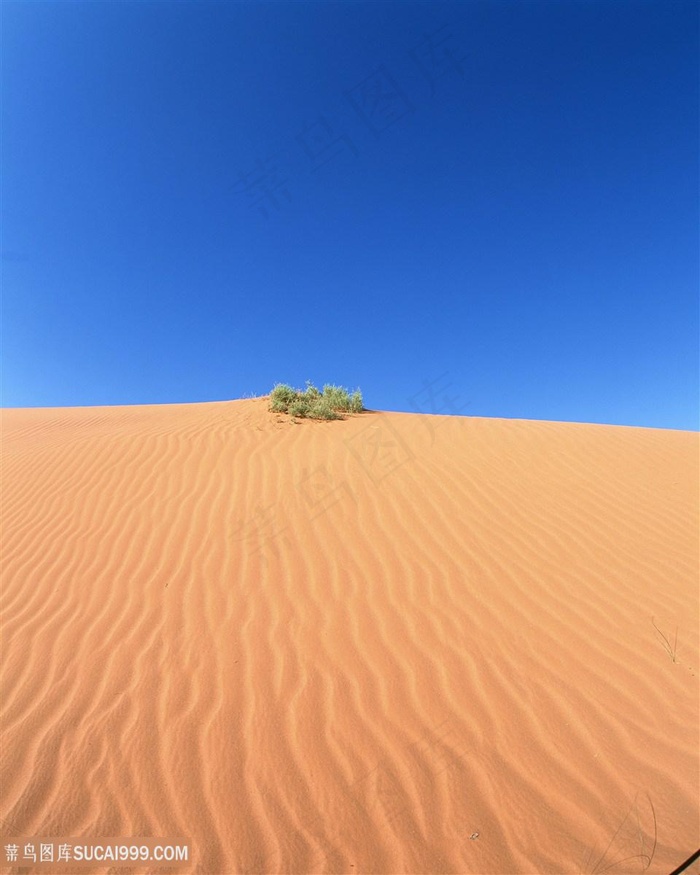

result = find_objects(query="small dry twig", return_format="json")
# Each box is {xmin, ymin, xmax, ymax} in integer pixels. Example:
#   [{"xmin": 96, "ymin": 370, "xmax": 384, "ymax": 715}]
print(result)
[{"xmin": 651, "ymin": 617, "xmax": 678, "ymax": 663}]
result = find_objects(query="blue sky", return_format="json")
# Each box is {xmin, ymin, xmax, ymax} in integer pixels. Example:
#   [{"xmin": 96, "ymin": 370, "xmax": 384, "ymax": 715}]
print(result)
[{"xmin": 3, "ymin": 0, "xmax": 698, "ymax": 429}]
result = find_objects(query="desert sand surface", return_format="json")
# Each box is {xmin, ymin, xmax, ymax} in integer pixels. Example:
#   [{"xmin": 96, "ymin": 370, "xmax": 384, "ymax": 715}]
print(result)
[{"xmin": 1, "ymin": 398, "xmax": 698, "ymax": 875}]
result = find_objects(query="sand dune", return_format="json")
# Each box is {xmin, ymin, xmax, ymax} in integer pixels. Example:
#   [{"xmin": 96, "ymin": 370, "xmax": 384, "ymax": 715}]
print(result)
[{"xmin": 1, "ymin": 398, "xmax": 698, "ymax": 874}]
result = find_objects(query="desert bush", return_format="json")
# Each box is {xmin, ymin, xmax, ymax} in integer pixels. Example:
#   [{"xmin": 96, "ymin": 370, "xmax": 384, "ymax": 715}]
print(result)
[
  {"xmin": 268, "ymin": 381, "xmax": 363, "ymax": 419},
  {"xmin": 303, "ymin": 381, "xmax": 321, "ymax": 401},
  {"xmin": 321, "ymin": 384, "xmax": 350, "ymax": 411},
  {"xmin": 308, "ymin": 398, "xmax": 342, "ymax": 420},
  {"xmin": 348, "ymin": 389, "xmax": 363, "ymax": 413},
  {"xmin": 270, "ymin": 384, "xmax": 297, "ymax": 411},
  {"xmin": 289, "ymin": 398, "xmax": 312, "ymax": 417}
]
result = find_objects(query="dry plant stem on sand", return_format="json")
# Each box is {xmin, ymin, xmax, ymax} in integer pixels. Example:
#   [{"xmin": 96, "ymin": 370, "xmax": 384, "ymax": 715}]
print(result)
[
  {"xmin": 584, "ymin": 791, "xmax": 657, "ymax": 874},
  {"xmin": 651, "ymin": 617, "xmax": 679, "ymax": 663}
]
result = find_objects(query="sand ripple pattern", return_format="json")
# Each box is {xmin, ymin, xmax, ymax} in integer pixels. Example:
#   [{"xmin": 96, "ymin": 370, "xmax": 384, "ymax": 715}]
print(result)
[{"xmin": 1, "ymin": 401, "xmax": 698, "ymax": 874}]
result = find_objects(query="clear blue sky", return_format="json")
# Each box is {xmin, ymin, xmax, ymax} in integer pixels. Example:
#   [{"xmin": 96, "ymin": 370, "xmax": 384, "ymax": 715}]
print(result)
[{"xmin": 2, "ymin": 0, "xmax": 698, "ymax": 429}]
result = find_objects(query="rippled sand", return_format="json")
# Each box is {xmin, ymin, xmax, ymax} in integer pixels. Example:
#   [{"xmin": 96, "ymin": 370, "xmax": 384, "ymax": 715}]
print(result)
[{"xmin": 2, "ymin": 398, "xmax": 698, "ymax": 874}]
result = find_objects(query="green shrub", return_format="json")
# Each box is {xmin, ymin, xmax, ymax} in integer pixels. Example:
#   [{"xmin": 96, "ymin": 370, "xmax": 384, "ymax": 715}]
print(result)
[
  {"xmin": 348, "ymin": 389, "xmax": 363, "ymax": 413},
  {"xmin": 268, "ymin": 381, "xmax": 363, "ymax": 420},
  {"xmin": 303, "ymin": 381, "xmax": 321, "ymax": 401},
  {"xmin": 308, "ymin": 398, "xmax": 342, "ymax": 420},
  {"xmin": 289, "ymin": 398, "xmax": 312, "ymax": 417},
  {"xmin": 270, "ymin": 383, "xmax": 297, "ymax": 405},
  {"xmin": 321, "ymin": 384, "xmax": 350, "ymax": 411}
]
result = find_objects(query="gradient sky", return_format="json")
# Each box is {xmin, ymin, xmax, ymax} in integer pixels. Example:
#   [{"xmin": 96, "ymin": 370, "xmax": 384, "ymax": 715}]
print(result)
[{"xmin": 2, "ymin": 0, "xmax": 698, "ymax": 429}]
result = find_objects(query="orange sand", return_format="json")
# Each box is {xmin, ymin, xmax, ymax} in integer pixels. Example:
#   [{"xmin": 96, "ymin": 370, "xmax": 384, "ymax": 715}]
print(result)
[{"xmin": 1, "ymin": 398, "xmax": 698, "ymax": 874}]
